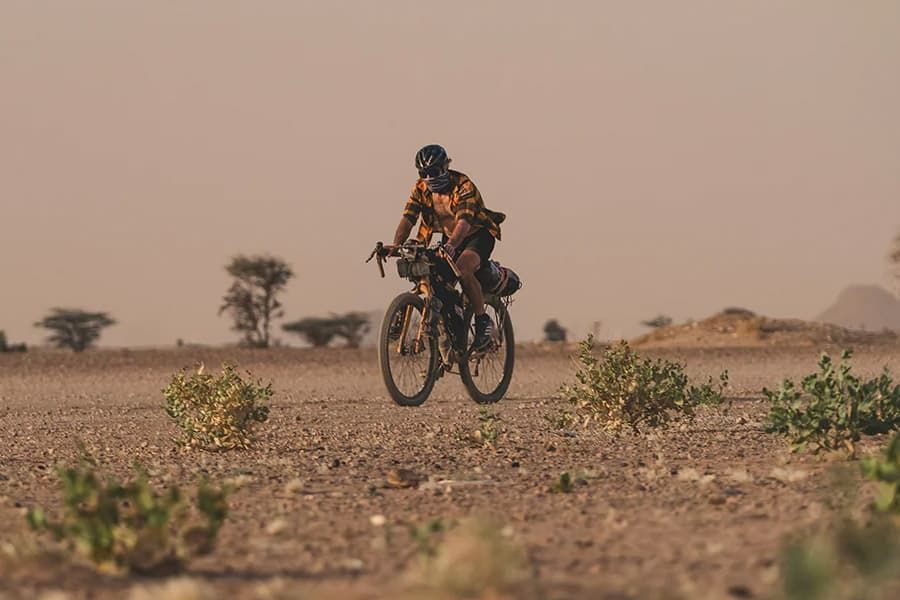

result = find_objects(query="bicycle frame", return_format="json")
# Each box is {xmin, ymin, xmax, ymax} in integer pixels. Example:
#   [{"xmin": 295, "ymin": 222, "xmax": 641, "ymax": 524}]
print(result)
[{"xmin": 367, "ymin": 241, "xmax": 469, "ymax": 364}]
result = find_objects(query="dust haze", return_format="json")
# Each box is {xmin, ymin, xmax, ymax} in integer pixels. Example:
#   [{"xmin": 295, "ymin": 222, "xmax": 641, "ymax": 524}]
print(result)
[{"xmin": 2, "ymin": 1, "xmax": 899, "ymax": 347}]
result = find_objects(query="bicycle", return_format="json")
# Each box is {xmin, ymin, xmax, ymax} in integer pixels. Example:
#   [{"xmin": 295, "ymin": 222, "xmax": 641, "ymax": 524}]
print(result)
[{"xmin": 366, "ymin": 240, "xmax": 521, "ymax": 406}]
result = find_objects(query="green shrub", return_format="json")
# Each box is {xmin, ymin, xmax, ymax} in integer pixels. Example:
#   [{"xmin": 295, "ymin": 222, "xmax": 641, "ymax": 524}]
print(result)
[
  {"xmin": 163, "ymin": 363, "xmax": 271, "ymax": 451},
  {"xmin": 26, "ymin": 458, "xmax": 228, "ymax": 574},
  {"xmin": 861, "ymin": 433, "xmax": 900, "ymax": 513},
  {"xmin": 561, "ymin": 337, "xmax": 728, "ymax": 432},
  {"xmin": 550, "ymin": 472, "xmax": 575, "ymax": 494},
  {"xmin": 764, "ymin": 351, "xmax": 900, "ymax": 456}
]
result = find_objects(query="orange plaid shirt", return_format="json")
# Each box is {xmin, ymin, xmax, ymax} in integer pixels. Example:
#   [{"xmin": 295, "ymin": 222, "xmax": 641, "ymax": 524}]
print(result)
[{"xmin": 402, "ymin": 170, "xmax": 501, "ymax": 244}]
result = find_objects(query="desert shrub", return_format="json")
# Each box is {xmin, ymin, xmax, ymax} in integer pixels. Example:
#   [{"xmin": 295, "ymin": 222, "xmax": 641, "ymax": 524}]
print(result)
[
  {"xmin": 26, "ymin": 458, "xmax": 228, "ymax": 574},
  {"xmin": 550, "ymin": 472, "xmax": 575, "ymax": 494},
  {"xmin": 640, "ymin": 314, "xmax": 672, "ymax": 329},
  {"xmin": 163, "ymin": 364, "xmax": 271, "ymax": 451},
  {"xmin": 861, "ymin": 433, "xmax": 900, "ymax": 513},
  {"xmin": 542, "ymin": 319, "xmax": 567, "ymax": 342},
  {"xmin": 407, "ymin": 516, "xmax": 538, "ymax": 599},
  {"xmin": 763, "ymin": 351, "xmax": 900, "ymax": 456},
  {"xmin": 778, "ymin": 519, "xmax": 900, "ymax": 600},
  {"xmin": 561, "ymin": 336, "xmax": 728, "ymax": 432}
]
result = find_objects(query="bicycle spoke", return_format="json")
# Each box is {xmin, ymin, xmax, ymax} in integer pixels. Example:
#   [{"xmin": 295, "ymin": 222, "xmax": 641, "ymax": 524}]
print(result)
[{"xmin": 387, "ymin": 306, "xmax": 431, "ymax": 398}]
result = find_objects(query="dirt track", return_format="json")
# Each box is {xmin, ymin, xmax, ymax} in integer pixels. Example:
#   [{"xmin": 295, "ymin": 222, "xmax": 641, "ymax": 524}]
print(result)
[{"xmin": 2, "ymin": 344, "xmax": 899, "ymax": 599}]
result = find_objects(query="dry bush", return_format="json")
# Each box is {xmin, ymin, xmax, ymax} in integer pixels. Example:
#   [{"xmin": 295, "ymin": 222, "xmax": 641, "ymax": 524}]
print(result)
[
  {"xmin": 406, "ymin": 516, "xmax": 538, "ymax": 599},
  {"xmin": 764, "ymin": 351, "xmax": 900, "ymax": 456},
  {"xmin": 26, "ymin": 459, "xmax": 229, "ymax": 575},
  {"xmin": 561, "ymin": 336, "xmax": 728, "ymax": 432},
  {"xmin": 164, "ymin": 363, "xmax": 271, "ymax": 451}
]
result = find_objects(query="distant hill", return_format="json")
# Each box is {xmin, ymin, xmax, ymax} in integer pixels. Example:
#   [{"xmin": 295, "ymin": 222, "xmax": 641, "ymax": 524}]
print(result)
[
  {"xmin": 816, "ymin": 284, "xmax": 900, "ymax": 333},
  {"xmin": 631, "ymin": 307, "xmax": 896, "ymax": 349}
]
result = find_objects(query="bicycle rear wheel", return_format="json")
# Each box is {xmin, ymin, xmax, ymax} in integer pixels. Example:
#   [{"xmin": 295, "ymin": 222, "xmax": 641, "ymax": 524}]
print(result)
[
  {"xmin": 378, "ymin": 292, "xmax": 439, "ymax": 406},
  {"xmin": 459, "ymin": 302, "xmax": 515, "ymax": 404}
]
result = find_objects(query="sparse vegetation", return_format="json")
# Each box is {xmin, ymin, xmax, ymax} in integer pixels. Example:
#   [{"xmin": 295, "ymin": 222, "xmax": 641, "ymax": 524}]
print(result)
[
  {"xmin": 641, "ymin": 314, "xmax": 673, "ymax": 329},
  {"xmin": 34, "ymin": 308, "xmax": 115, "ymax": 352},
  {"xmin": 778, "ymin": 518, "xmax": 900, "ymax": 600},
  {"xmin": 409, "ymin": 518, "xmax": 445, "ymax": 558},
  {"xmin": 776, "ymin": 436, "xmax": 900, "ymax": 599},
  {"xmin": 219, "ymin": 254, "xmax": 294, "ymax": 348},
  {"xmin": 0, "ymin": 330, "xmax": 26, "ymax": 352},
  {"xmin": 407, "ymin": 516, "xmax": 537, "ymax": 599},
  {"xmin": 861, "ymin": 433, "xmax": 900, "ymax": 513},
  {"xmin": 26, "ymin": 458, "xmax": 229, "ymax": 574},
  {"xmin": 458, "ymin": 408, "xmax": 504, "ymax": 448},
  {"xmin": 282, "ymin": 312, "xmax": 372, "ymax": 348},
  {"xmin": 763, "ymin": 350, "xmax": 900, "ymax": 456},
  {"xmin": 550, "ymin": 472, "xmax": 575, "ymax": 493},
  {"xmin": 561, "ymin": 336, "xmax": 728, "ymax": 432},
  {"xmin": 163, "ymin": 364, "xmax": 271, "ymax": 451},
  {"xmin": 543, "ymin": 318, "xmax": 567, "ymax": 342}
]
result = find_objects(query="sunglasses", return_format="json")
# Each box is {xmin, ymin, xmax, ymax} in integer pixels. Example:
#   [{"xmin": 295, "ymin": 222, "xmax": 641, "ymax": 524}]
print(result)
[{"xmin": 418, "ymin": 166, "xmax": 446, "ymax": 179}]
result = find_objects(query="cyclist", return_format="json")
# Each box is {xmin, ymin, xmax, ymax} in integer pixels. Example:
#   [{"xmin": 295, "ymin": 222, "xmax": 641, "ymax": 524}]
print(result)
[{"xmin": 392, "ymin": 144, "xmax": 502, "ymax": 351}]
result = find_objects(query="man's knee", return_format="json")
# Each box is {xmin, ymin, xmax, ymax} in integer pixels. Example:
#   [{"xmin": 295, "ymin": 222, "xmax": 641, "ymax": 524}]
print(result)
[{"xmin": 456, "ymin": 250, "xmax": 481, "ymax": 277}]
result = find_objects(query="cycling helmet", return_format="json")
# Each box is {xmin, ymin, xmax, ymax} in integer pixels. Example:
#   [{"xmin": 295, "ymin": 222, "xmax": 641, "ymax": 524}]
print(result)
[{"xmin": 415, "ymin": 144, "xmax": 450, "ymax": 178}]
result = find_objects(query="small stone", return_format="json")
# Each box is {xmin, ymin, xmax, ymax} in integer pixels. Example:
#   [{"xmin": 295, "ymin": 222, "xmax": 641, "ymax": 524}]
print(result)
[
  {"xmin": 370, "ymin": 514, "xmax": 386, "ymax": 527},
  {"xmin": 265, "ymin": 518, "xmax": 288, "ymax": 535},
  {"xmin": 284, "ymin": 478, "xmax": 304, "ymax": 494},
  {"xmin": 386, "ymin": 469, "xmax": 422, "ymax": 488},
  {"xmin": 340, "ymin": 557, "xmax": 364, "ymax": 573}
]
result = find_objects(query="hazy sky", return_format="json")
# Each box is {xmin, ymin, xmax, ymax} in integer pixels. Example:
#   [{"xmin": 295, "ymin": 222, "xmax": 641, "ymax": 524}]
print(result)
[{"xmin": 2, "ymin": 1, "xmax": 899, "ymax": 347}]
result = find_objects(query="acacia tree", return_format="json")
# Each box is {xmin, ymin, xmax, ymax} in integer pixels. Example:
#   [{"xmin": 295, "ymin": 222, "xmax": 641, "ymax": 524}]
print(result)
[
  {"xmin": 282, "ymin": 312, "xmax": 371, "ymax": 348},
  {"xmin": 331, "ymin": 312, "xmax": 371, "ymax": 348},
  {"xmin": 34, "ymin": 308, "xmax": 115, "ymax": 352},
  {"xmin": 219, "ymin": 255, "xmax": 294, "ymax": 348},
  {"xmin": 282, "ymin": 317, "xmax": 337, "ymax": 347}
]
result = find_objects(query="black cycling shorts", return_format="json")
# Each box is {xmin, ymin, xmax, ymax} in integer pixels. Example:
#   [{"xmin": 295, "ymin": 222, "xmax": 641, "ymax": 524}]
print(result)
[{"xmin": 458, "ymin": 228, "xmax": 495, "ymax": 268}]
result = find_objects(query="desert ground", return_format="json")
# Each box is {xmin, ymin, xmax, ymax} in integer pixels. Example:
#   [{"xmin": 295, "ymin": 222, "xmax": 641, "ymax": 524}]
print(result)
[{"xmin": 1, "ymin": 339, "xmax": 899, "ymax": 599}]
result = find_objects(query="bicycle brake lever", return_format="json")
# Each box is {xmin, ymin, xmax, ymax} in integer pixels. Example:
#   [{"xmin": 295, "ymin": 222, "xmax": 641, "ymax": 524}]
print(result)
[{"xmin": 366, "ymin": 242, "xmax": 383, "ymax": 263}]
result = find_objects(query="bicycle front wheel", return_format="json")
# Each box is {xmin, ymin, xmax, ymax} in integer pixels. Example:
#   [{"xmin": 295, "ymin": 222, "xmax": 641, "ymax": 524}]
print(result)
[
  {"xmin": 459, "ymin": 302, "xmax": 515, "ymax": 404},
  {"xmin": 378, "ymin": 292, "xmax": 439, "ymax": 407}
]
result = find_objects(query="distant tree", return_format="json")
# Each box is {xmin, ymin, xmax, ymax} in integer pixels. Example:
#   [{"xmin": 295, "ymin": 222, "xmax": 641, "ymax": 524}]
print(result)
[
  {"xmin": 34, "ymin": 308, "xmax": 115, "ymax": 352},
  {"xmin": 890, "ymin": 231, "xmax": 900, "ymax": 294},
  {"xmin": 0, "ymin": 330, "xmax": 27, "ymax": 353},
  {"xmin": 330, "ymin": 312, "xmax": 371, "ymax": 348},
  {"xmin": 219, "ymin": 255, "xmax": 294, "ymax": 348},
  {"xmin": 543, "ymin": 319, "xmax": 567, "ymax": 342},
  {"xmin": 282, "ymin": 317, "xmax": 338, "ymax": 347},
  {"xmin": 641, "ymin": 315, "xmax": 673, "ymax": 329}
]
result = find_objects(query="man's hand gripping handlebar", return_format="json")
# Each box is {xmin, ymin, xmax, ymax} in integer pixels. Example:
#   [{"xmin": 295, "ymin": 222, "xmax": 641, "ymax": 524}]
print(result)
[{"xmin": 365, "ymin": 241, "xmax": 461, "ymax": 279}]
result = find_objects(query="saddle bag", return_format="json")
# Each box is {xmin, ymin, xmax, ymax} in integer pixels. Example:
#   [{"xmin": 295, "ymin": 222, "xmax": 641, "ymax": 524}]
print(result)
[{"xmin": 476, "ymin": 260, "xmax": 522, "ymax": 297}]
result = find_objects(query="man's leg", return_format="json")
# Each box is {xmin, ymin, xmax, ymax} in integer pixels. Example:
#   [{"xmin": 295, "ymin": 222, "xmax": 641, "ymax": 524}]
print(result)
[
  {"xmin": 456, "ymin": 250, "xmax": 486, "ymax": 316},
  {"xmin": 455, "ymin": 248, "xmax": 495, "ymax": 350}
]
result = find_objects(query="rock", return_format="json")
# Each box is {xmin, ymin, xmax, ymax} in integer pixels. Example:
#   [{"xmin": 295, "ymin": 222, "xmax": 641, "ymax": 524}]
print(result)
[{"xmin": 386, "ymin": 468, "xmax": 422, "ymax": 489}]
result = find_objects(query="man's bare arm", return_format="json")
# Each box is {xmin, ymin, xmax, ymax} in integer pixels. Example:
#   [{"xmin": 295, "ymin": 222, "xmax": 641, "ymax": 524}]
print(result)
[
  {"xmin": 445, "ymin": 218, "xmax": 473, "ymax": 254},
  {"xmin": 393, "ymin": 217, "xmax": 415, "ymax": 246}
]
